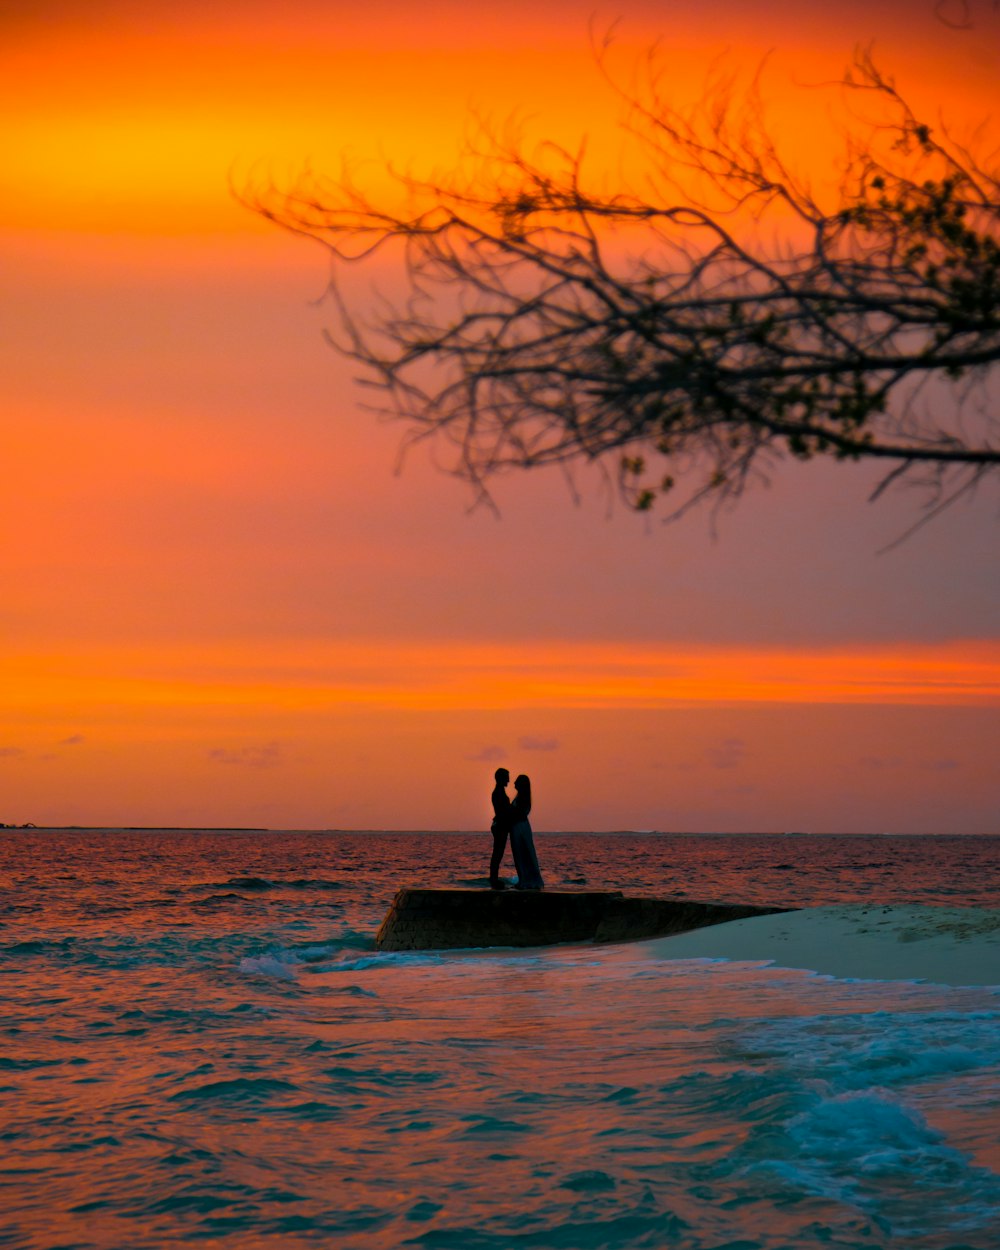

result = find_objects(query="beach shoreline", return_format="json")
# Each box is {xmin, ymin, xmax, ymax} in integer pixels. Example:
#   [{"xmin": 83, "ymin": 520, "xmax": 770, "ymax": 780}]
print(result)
[{"xmin": 645, "ymin": 903, "xmax": 1000, "ymax": 986}]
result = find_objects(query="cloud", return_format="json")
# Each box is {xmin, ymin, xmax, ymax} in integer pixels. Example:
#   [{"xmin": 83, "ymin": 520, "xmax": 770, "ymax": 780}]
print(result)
[
  {"xmin": 208, "ymin": 742, "xmax": 282, "ymax": 770},
  {"xmin": 0, "ymin": 747, "xmax": 25, "ymax": 760},
  {"xmin": 857, "ymin": 756, "xmax": 960, "ymax": 773},
  {"xmin": 464, "ymin": 744, "xmax": 507, "ymax": 762},
  {"xmin": 706, "ymin": 738, "xmax": 746, "ymax": 769},
  {"xmin": 58, "ymin": 734, "xmax": 85, "ymax": 746},
  {"xmin": 518, "ymin": 736, "xmax": 560, "ymax": 752}
]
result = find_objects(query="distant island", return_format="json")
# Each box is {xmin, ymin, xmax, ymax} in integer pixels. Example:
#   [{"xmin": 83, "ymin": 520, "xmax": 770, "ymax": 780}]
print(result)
[{"xmin": 0, "ymin": 824, "xmax": 268, "ymax": 832}]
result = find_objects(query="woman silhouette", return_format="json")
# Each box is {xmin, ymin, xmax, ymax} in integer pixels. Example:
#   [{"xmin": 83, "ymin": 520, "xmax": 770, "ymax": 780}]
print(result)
[{"xmin": 509, "ymin": 774, "xmax": 544, "ymax": 890}]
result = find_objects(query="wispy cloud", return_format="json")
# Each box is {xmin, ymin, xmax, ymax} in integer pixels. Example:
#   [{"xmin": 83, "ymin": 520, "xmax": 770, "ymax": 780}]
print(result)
[
  {"xmin": 57, "ymin": 734, "xmax": 85, "ymax": 746},
  {"xmin": 858, "ymin": 755, "xmax": 961, "ymax": 773},
  {"xmin": 0, "ymin": 747, "xmax": 25, "ymax": 760},
  {"xmin": 518, "ymin": 736, "xmax": 560, "ymax": 752},
  {"xmin": 706, "ymin": 738, "xmax": 746, "ymax": 769},
  {"xmin": 208, "ymin": 742, "xmax": 282, "ymax": 769},
  {"xmin": 858, "ymin": 755, "xmax": 904, "ymax": 771},
  {"xmin": 464, "ymin": 744, "xmax": 507, "ymax": 762}
]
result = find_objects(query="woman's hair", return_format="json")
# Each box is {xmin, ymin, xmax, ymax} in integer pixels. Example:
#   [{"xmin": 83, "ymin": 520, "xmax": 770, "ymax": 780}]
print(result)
[{"xmin": 513, "ymin": 774, "xmax": 531, "ymax": 813}]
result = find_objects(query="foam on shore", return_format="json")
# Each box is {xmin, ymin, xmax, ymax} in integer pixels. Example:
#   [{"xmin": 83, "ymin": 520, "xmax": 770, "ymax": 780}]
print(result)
[{"xmin": 646, "ymin": 904, "xmax": 1000, "ymax": 986}]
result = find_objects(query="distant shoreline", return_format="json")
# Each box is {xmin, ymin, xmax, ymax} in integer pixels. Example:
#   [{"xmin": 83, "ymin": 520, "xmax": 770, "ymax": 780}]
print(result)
[
  {"xmin": 0, "ymin": 825, "xmax": 271, "ymax": 833},
  {"xmin": 3, "ymin": 827, "xmax": 997, "ymax": 836},
  {"xmin": 2, "ymin": 827, "xmax": 997, "ymax": 837}
]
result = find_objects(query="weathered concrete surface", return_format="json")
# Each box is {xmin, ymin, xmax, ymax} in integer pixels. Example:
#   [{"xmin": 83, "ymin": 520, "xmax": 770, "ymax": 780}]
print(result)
[
  {"xmin": 592, "ymin": 896, "xmax": 790, "ymax": 944},
  {"xmin": 375, "ymin": 888, "xmax": 793, "ymax": 951}
]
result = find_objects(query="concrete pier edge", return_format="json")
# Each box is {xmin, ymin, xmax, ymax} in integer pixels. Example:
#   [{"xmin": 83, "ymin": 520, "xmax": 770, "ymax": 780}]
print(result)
[{"xmin": 375, "ymin": 887, "xmax": 793, "ymax": 951}]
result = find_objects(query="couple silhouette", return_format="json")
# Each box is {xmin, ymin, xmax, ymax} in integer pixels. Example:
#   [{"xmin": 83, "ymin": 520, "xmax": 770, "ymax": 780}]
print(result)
[{"xmin": 489, "ymin": 767, "xmax": 544, "ymax": 891}]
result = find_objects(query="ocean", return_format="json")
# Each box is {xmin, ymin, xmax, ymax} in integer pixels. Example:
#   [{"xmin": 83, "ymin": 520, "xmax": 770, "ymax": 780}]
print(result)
[{"xmin": 2, "ymin": 830, "xmax": 999, "ymax": 1250}]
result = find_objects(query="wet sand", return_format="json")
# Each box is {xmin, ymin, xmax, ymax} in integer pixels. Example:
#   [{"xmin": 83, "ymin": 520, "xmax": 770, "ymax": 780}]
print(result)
[{"xmin": 647, "ymin": 904, "xmax": 1000, "ymax": 985}]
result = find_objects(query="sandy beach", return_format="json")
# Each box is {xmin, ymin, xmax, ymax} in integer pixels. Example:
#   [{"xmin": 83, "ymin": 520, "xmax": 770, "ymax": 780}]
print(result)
[{"xmin": 647, "ymin": 904, "xmax": 1000, "ymax": 986}]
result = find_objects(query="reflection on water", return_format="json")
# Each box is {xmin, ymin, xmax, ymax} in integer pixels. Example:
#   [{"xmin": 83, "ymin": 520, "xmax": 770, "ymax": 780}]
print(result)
[{"xmin": 1, "ymin": 830, "xmax": 999, "ymax": 1249}]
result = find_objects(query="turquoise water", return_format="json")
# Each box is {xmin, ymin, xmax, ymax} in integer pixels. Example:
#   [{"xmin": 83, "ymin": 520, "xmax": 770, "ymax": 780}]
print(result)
[{"xmin": 2, "ymin": 831, "xmax": 999, "ymax": 1249}]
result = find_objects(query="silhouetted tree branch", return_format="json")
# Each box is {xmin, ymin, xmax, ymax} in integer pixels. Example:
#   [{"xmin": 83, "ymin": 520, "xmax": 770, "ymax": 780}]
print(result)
[
  {"xmin": 247, "ymin": 47, "xmax": 1000, "ymax": 519},
  {"xmin": 933, "ymin": 0, "xmax": 999, "ymax": 29}
]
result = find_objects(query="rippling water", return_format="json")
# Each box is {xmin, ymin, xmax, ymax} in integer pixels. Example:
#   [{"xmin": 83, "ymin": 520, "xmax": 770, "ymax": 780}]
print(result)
[{"xmin": 2, "ymin": 830, "xmax": 999, "ymax": 1249}]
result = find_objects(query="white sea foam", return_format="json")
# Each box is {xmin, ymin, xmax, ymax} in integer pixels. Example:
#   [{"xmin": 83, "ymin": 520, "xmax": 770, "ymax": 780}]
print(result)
[
  {"xmin": 237, "ymin": 952, "xmax": 302, "ymax": 980},
  {"xmin": 744, "ymin": 1009, "xmax": 1000, "ymax": 1089},
  {"xmin": 758, "ymin": 1089, "xmax": 1000, "ymax": 1236},
  {"xmin": 722, "ymin": 1005, "xmax": 1000, "ymax": 1238}
]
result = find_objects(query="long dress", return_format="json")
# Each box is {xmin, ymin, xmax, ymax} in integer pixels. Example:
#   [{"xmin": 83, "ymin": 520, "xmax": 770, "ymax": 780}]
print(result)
[{"xmin": 509, "ymin": 796, "xmax": 544, "ymax": 890}]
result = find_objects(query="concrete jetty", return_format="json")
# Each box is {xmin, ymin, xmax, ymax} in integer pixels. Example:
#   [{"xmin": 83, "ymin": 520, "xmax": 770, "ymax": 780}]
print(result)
[{"xmin": 375, "ymin": 888, "xmax": 792, "ymax": 951}]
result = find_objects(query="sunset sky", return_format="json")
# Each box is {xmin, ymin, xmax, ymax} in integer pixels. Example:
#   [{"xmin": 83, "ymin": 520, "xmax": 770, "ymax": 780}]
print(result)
[{"xmin": 2, "ymin": 0, "xmax": 998, "ymax": 833}]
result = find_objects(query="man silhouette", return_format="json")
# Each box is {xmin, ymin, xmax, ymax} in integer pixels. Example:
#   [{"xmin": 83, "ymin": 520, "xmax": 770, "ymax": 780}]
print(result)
[{"xmin": 489, "ymin": 767, "xmax": 512, "ymax": 889}]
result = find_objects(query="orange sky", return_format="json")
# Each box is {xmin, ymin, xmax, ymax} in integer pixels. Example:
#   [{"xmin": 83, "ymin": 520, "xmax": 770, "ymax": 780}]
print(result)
[{"xmin": 2, "ymin": 0, "xmax": 998, "ymax": 831}]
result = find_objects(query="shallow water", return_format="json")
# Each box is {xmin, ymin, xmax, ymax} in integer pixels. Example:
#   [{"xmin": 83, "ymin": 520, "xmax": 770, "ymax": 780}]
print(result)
[{"xmin": 2, "ymin": 830, "xmax": 999, "ymax": 1249}]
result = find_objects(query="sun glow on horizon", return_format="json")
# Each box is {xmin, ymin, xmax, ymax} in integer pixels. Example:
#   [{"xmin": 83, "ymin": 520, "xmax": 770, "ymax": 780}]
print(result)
[
  {"xmin": 3, "ymin": 637, "xmax": 997, "ymax": 832},
  {"xmin": 5, "ymin": 5, "xmax": 997, "ymax": 236},
  {"xmin": 3, "ymin": 1, "xmax": 998, "ymax": 832},
  {"xmin": 4, "ymin": 640, "xmax": 998, "ymax": 720}
]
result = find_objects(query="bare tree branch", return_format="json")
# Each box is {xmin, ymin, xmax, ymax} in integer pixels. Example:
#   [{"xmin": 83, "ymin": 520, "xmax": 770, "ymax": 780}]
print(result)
[{"xmin": 244, "ymin": 47, "xmax": 1000, "ymax": 519}]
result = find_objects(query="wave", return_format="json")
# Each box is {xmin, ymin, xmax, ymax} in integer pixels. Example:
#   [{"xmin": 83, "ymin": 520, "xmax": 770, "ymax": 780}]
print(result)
[
  {"xmin": 237, "ymin": 930, "xmax": 378, "ymax": 981},
  {"xmin": 3, "ymin": 925, "xmax": 374, "ymax": 972},
  {"xmin": 192, "ymin": 892, "xmax": 257, "ymax": 905},
  {"xmin": 746, "ymin": 1009, "xmax": 1000, "ymax": 1091},
  {"xmin": 751, "ymin": 1089, "xmax": 1000, "ymax": 1236},
  {"xmin": 169, "ymin": 1076, "xmax": 299, "ymax": 1104},
  {"xmin": 237, "ymin": 942, "xmax": 343, "ymax": 976},
  {"xmin": 237, "ymin": 952, "xmax": 303, "ymax": 981},
  {"xmin": 0, "ymin": 1056, "xmax": 64, "ymax": 1071},
  {"xmin": 204, "ymin": 877, "xmax": 346, "ymax": 892}
]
